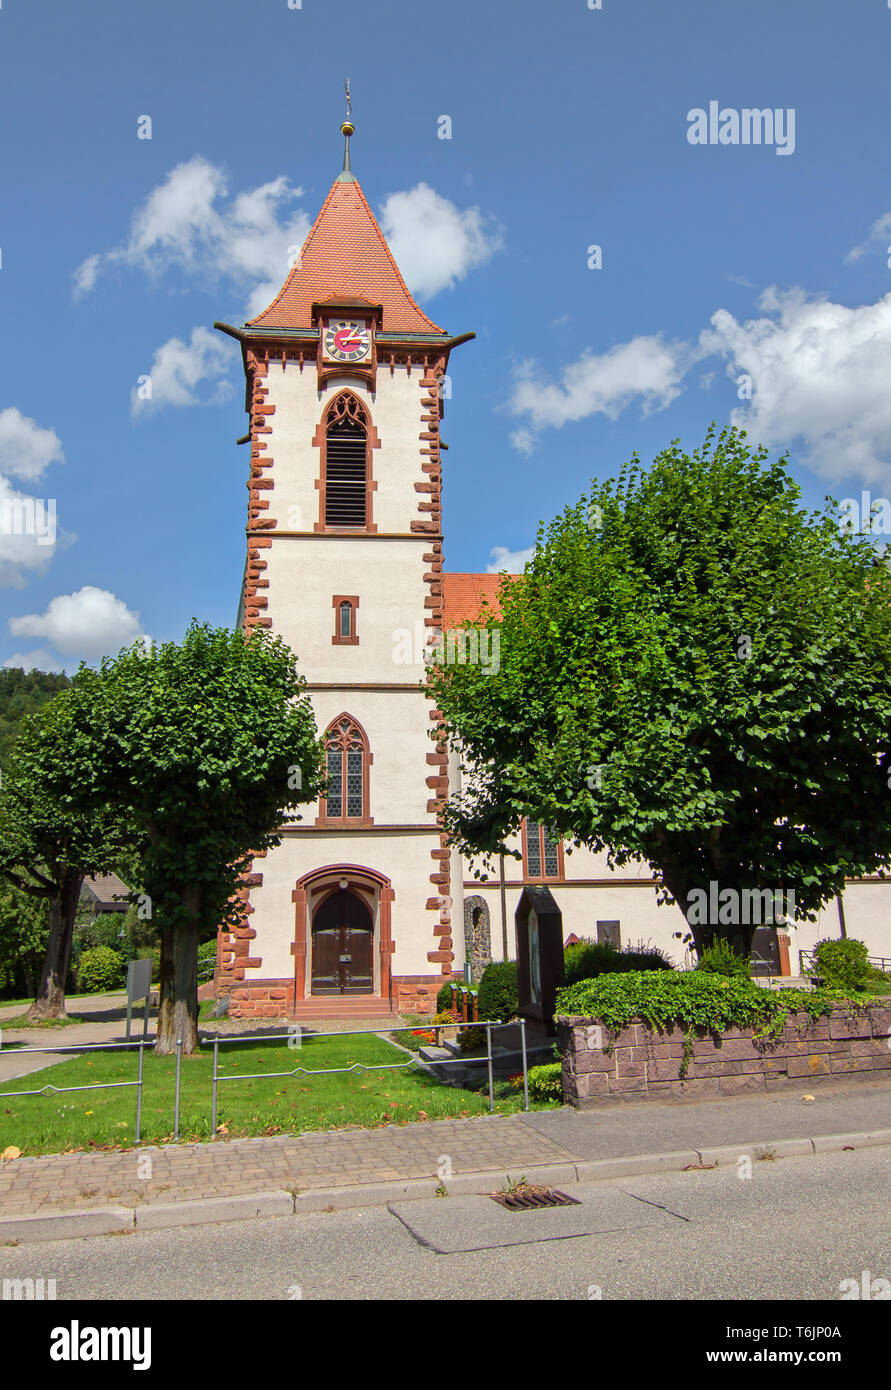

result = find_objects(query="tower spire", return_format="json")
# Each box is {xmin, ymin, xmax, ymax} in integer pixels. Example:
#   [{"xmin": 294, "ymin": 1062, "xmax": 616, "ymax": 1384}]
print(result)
[{"xmin": 338, "ymin": 78, "xmax": 355, "ymax": 182}]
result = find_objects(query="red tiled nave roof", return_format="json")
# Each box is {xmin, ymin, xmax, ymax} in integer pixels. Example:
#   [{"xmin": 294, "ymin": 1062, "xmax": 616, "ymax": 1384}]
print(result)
[
  {"xmin": 442, "ymin": 572, "xmax": 520, "ymax": 628},
  {"xmin": 248, "ymin": 175, "xmax": 444, "ymax": 335}
]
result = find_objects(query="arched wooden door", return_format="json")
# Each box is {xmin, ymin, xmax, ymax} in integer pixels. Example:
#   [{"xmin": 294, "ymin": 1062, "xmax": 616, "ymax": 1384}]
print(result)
[{"xmin": 310, "ymin": 889, "xmax": 374, "ymax": 995}]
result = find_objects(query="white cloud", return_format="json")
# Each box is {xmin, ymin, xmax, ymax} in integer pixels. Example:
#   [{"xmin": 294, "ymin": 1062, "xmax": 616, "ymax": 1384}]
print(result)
[
  {"xmin": 487, "ymin": 544, "xmax": 534, "ymax": 574},
  {"xmin": 10, "ymin": 586, "xmax": 144, "ymax": 660},
  {"xmin": 2, "ymin": 648, "xmax": 61, "ymax": 673},
  {"xmin": 509, "ymin": 427, "xmax": 537, "ymax": 457},
  {"xmin": 0, "ymin": 408, "xmax": 64, "ymax": 481},
  {"xmin": 0, "ymin": 479, "xmax": 68, "ymax": 590},
  {"xmin": 131, "ymin": 327, "xmax": 234, "ymax": 416},
  {"xmin": 509, "ymin": 284, "xmax": 891, "ymax": 490},
  {"xmin": 378, "ymin": 183, "xmax": 502, "ymax": 299},
  {"xmin": 73, "ymin": 157, "xmax": 311, "ymax": 313},
  {"xmin": 509, "ymin": 335, "xmax": 689, "ymax": 430},
  {"xmin": 845, "ymin": 212, "xmax": 891, "ymax": 265},
  {"xmin": 700, "ymin": 287, "xmax": 891, "ymax": 487}
]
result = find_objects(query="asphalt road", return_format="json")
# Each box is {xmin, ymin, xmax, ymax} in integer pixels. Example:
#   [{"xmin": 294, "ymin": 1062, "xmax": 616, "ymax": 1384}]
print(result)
[{"xmin": 0, "ymin": 1146, "xmax": 887, "ymax": 1301}]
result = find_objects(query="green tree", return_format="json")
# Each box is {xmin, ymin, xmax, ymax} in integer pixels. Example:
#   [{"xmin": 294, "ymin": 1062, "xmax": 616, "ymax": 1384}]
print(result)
[
  {"xmin": 86, "ymin": 623, "xmax": 322, "ymax": 1054},
  {"xmin": 427, "ymin": 427, "xmax": 891, "ymax": 956},
  {"xmin": 0, "ymin": 880, "xmax": 48, "ymax": 998},
  {"xmin": 0, "ymin": 691, "xmax": 137, "ymax": 1019}
]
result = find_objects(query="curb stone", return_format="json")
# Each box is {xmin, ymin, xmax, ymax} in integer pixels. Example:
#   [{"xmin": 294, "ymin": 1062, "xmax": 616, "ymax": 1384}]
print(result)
[
  {"xmin": 0, "ymin": 1206, "xmax": 133, "ymax": 1244},
  {"xmin": 134, "ymin": 1191, "xmax": 294, "ymax": 1230},
  {"xmin": 1, "ymin": 1127, "xmax": 889, "ymax": 1243}
]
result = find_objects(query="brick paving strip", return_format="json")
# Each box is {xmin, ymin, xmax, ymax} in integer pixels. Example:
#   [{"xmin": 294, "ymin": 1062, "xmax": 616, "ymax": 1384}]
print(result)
[{"xmin": 0, "ymin": 1114, "xmax": 581, "ymax": 1218}]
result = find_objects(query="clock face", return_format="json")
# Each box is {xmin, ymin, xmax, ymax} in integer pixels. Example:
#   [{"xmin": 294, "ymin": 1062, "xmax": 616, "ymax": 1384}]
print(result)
[{"xmin": 324, "ymin": 320, "xmax": 371, "ymax": 363}]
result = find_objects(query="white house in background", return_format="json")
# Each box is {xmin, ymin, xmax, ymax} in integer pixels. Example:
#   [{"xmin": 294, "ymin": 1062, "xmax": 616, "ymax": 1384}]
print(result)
[{"xmin": 212, "ymin": 122, "xmax": 890, "ymax": 1019}]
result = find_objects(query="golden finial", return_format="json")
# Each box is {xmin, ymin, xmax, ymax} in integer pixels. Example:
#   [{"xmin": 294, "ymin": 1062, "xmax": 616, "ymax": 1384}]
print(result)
[{"xmin": 340, "ymin": 78, "xmax": 355, "ymax": 176}]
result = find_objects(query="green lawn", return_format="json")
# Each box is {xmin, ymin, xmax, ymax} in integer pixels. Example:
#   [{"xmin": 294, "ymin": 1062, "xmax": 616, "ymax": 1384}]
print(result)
[{"xmin": 0, "ymin": 1033, "xmax": 543, "ymax": 1156}]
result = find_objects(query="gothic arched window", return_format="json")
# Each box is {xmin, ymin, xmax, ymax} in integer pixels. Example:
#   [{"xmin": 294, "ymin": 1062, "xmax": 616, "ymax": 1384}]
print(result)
[{"xmin": 321, "ymin": 714, "xmax": 371, "ymax": 823}]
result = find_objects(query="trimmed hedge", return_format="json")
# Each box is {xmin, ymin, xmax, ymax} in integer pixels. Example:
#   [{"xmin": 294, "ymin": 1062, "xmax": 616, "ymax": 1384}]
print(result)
[
  {"xmin": 812, "ymin": 937, "xmax": 871, "ymax": 992},
  {"xmin": 556, "ymin": 969, "xmax": 866, "ymax": 1042},
  {"xmin": 525, "ymin": 1061, "xmax": 563, "ymax": 1102},
  {"xmin": 436, "ymin": 980, "xmax": 455, "ymax": 1012},
  {"xmin": 478, "ymin": 960, "xmax": 518, "ymax": 1022}
]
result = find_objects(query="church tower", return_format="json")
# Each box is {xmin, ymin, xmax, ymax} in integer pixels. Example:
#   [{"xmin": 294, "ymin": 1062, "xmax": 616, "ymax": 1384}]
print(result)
[{"xmin": 214, "ymin": 117, "xmax": 473, "ymax": 1019}]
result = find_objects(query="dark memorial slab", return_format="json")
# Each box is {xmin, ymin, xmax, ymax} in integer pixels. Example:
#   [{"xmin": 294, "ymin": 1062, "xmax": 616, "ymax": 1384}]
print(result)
[{"xmin": 515, "ymin": 884, "xmax": 564, "ymax": 1035}]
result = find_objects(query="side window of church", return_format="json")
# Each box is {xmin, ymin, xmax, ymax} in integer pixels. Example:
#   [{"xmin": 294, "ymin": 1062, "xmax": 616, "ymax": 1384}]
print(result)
[
  {"xmin": 332, "ymin": 597, "xmax": 358, "ymax": 644},
  {"xmin": 324, "ymin": 716, "xmax": 367, "ymax": 820},
  {"xmin": 325, "ymin": 404, "xmax": 367, "ymax": 527},
  {"xmin": 525, "ymin": 821, "xmax": 561, "ymax": 879}
]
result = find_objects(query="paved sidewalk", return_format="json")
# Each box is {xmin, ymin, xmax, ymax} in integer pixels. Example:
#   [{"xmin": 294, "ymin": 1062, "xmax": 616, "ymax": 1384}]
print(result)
[
  {"xmin": 0, "ymin": 1113, "xmax": 576, "ymax": 1217},
  {"xmin": 1, "ymin": 1075, "xmax": 889, "ymax": 1231}
]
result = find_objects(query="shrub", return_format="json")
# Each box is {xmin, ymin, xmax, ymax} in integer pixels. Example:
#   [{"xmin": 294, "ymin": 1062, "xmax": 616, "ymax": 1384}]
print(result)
[
  {"xmin": 457, "ymin": 1026, "xmax": 487, "ymax": 1053},
  {"xmin": 436, "ymin": 980, "xmax": 457, "ymax": 1012},
  {"xmin": 525, "ymin": 1061, "xmax": 563, "ymax": 1102},
  {"xmin": 75, "ymin": 915, "xmax": 137, "ymax": 961},
  {"xmin": 563, "ymin": 938, "xmax": 673, "ymax": 985},
  {"xmin": 812, "ymin": 937, "xmax": 871, "ymax": 992},
  {"xmin": 77, "ymin": 945, "xmax": 127, "ymax": 993},
  {"xmin": 478, "ymin": 960, "xmax": 517, "ymax": 1022},
  {"xmin": 430, "ymin": 1010, "xmax": 458, "ymax": 1026},
  {"xmin": 696, "ymin": 938, "xmax": 751, "ymax": 979}
]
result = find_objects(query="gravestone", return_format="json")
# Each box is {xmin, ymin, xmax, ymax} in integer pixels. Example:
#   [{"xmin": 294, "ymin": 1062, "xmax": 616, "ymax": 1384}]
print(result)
[{"xmin": 515, "ymin": 885, "xmax": 564, "ymax": 1035}]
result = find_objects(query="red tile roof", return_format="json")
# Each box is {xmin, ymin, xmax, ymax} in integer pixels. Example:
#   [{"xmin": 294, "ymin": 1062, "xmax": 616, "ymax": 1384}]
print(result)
[
  {"xmin": 442, "ymin": 572, "xmax": 519, "ymax": 628},
  {"xmin": 249, "ymin": 176, "xmax": 444, "ymax": 335}
]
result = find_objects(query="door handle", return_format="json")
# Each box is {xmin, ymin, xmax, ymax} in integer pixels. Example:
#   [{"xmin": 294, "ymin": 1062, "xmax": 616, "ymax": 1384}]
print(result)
[{"xmin": 340, "ymin": 955, "xmax": 351, "ymax": 962}]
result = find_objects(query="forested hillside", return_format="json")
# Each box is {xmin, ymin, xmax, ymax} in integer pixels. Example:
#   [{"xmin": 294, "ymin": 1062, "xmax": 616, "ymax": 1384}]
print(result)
[{"xmin": 0, "ymin": 667, "xmax": 70, "ymax": 768}]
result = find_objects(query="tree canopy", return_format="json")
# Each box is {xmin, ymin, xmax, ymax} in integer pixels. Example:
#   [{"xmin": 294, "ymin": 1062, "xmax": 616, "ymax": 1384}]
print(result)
[
  {"xmin": 427, "ymin": 427, "xmax": 891, "ymax": 953},
  {"xmin": 80, "ymin": 622, "xmax": 323, "ymax": 1051},
  {"xmin": 0, "ymin": 685, "xmax": 137, "ymax": 1016}
]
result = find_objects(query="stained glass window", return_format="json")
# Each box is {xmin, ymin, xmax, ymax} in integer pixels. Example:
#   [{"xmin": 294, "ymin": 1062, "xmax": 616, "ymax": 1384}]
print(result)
[
  {"xmin": 324, "ymin": 715, "xmax": 367, "ymax": 820},
  {"xmin": 525, "ymin": 821, "xmax": 562, "ymax": 880}
]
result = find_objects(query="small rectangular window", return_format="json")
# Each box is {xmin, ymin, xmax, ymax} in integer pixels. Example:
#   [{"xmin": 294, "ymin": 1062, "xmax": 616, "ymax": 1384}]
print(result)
[{"xmin": 332, "ymin": 595, "xmax": 359, "ymax": 645}]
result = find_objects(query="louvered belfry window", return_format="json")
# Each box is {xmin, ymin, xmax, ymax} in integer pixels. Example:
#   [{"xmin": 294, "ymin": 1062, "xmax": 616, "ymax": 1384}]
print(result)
[
  {"xmin": 324, "ymin": 715, "xmax": 367, "ymax": 819},
  {"xmin": 324, "ymin": 394, "xmax": 368, "ymax": 528}
]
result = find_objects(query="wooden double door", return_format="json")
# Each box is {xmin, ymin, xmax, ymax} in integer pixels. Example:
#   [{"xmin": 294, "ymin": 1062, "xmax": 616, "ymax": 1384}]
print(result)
[{"xmin": 310, "ymin": 889, "xmax": 374, "ymax": 995}]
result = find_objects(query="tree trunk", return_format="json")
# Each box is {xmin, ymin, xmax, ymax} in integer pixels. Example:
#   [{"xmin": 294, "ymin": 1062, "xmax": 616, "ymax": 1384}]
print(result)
[
  {"xmin": 25, "ymin": 868, "xmax": 83, "ymax": 1021},
  {"xmin": 659, "ymin": 865, "xmax": 759, "ymax": 962},
  {"xmin": 155, "ymin": 888, "xmax": 201, "ymax": 1055}
]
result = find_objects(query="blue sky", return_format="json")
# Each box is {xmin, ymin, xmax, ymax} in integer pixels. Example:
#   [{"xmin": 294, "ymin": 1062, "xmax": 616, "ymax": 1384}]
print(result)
[{"xmin": 1, "ymin": 0, "xmax": 890, "ymax": 670}]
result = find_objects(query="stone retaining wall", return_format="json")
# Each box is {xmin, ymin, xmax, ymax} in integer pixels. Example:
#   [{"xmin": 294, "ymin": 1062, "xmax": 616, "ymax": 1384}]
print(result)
[{"xmin": 557, "ymin": 1005, "xmax": 891, "ymax": 1106}]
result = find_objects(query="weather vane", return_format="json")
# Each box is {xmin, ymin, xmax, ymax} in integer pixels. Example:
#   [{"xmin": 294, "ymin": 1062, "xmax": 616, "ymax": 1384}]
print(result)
[{"xmin": 344, "ymin": 78, "xmax": 351, "ymax": 118}]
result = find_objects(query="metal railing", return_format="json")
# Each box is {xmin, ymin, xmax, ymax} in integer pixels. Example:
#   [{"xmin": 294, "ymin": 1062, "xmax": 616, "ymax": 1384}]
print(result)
[
  {"xmin": 0, "ymin": 1018, "xmax": 531, "ymax": 1147},
  {"xmin": 203, "ymin": 1019, "xmax": 530, "ymax": 1135},
  {"xmin": 0, "ymin": 1038, "xmax": 154, "ymax": 1142}
]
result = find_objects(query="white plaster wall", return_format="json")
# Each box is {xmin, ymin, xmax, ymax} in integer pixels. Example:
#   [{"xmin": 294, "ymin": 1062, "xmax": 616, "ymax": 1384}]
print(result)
[
  {"xmin": 284, "ymin": 689, "xmax": 435, "ymax": 827},
  {"xmin": 265, "ymin": 537, "xmax": 431, "ymax": 685},
  {"xmin": 245, "ymin": 829, "xmax": 442, "ymax": 980},
  {"xmin": 262, "ymin": 365, "xmax": 432, "ymax": 536}
]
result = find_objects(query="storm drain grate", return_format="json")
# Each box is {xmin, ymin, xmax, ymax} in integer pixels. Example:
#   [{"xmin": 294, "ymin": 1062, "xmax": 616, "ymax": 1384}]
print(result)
[{"xmin": 490, "ymin": 1187, "xmax": 581, "ymax": 1212}]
